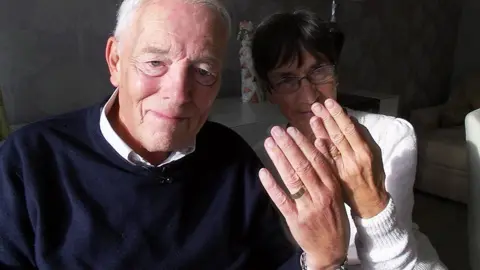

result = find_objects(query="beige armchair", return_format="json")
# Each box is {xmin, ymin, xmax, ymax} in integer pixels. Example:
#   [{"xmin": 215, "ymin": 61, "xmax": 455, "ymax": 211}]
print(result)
[
  {"xmin": 410, "ymin": 72, "xmax": 480, "ymax": 203},
  {"xmin": 466, "ymin": 108, "xmax": 480, "ymax": 270},
  {"xmin": 410, "ymin": 105, "xmax": 468, "ymax": 203}
]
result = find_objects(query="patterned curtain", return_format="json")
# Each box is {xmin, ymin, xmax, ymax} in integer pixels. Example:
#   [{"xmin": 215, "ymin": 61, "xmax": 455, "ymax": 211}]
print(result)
[{"xmin": 0, "ymin": 89, "xmax": 10, "ymax": 140}]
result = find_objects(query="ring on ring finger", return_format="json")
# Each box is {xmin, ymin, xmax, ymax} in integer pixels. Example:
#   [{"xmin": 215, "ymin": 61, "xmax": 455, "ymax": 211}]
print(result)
[
  {"xmin": 290, "ymin": 186, "xmax": 307, "ymax": 200},
  {"xmin": 330, "ymin": 146, "xmax": 342, "ymax": 160}
]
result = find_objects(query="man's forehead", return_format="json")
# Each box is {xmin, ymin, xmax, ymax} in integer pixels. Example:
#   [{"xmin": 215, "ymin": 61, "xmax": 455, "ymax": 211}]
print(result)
[
  {"xmin": 140, "ymin": 44, "xmax": 222, "ymax": 66},
  {"xmin": 132, "ymin": 1, "xmax": 228, "ymax": 57}
]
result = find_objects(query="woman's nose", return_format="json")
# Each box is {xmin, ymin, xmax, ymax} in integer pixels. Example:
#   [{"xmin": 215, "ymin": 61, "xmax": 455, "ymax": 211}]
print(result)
[{"xmin": 299, "ymin": 78, "xmax": 320, "ymax": 104}]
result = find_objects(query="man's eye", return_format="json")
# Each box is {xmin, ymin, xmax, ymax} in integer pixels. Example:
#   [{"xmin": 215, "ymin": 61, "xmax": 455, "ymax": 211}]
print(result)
[
  {"xmin": 149, "ymin": 61, "xmax": 163, "ymax": 67},
  {"xmin": 141, "ymin": 61, "xmax": 167, "ymax": 77},
  {"xmin": 194, "ymin": 68, "xmax": 217, "ymax": 86}
]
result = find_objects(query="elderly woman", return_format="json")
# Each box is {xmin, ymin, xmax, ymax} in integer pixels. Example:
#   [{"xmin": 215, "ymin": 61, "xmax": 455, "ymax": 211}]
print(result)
[{"xmin": 251, "ymin": 10, "xmax": 446, "ymax": 269}]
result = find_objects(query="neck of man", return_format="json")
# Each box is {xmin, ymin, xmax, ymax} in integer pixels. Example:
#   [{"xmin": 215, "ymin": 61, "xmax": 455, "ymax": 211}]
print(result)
[{"xmin": 108, "ymin": 100, "xmax": 170, "ymax": 166}]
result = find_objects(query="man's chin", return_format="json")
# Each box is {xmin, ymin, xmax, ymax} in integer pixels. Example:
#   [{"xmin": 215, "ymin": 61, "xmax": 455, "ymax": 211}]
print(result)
[{"xmin": 141, "ymin": 132, "xmax": 193, "ymax": 153}]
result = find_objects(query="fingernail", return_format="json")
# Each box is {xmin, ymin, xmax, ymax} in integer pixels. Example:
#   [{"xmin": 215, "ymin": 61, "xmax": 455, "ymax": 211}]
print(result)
[
  {"xmin": 265, "ymin": 137, "xmax": 275, "ymax": 148},
  {"xmin": 286, "ymin": 126, "xmax": 297, "ymax": 136},
  {"xmin": 325, "ymin": 99, "xmax": 335, "ymax": 109},
  {"xmin": 312, "ymin": 103, "xmax": 322, "ymax": 113},
  {"xmin": 271, "ymin": 126, "xmax": 284, "ymax": 137},
  {"xmin": 259, "ymin": 168, "xmax": 268, "ymax": 178}
]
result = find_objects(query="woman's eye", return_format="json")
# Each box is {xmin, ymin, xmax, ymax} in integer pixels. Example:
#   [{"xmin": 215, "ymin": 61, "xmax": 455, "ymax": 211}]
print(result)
[{"xmin": 278, "ymin": 78, "xmax": 296, "ymax": 85}]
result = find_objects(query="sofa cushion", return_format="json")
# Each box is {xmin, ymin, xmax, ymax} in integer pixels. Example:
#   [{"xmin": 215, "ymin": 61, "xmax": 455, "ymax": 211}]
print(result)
[
  {"xmin": 415, "ymin": 161, "xmax": 468, "ymax": 203},
  {"xmin": 440, "ymin": 84, "xmax": 471, "ymax": 128},
  {"xmin": 418, "ymin": 126, "xmax": 467, "ymax": 171}
]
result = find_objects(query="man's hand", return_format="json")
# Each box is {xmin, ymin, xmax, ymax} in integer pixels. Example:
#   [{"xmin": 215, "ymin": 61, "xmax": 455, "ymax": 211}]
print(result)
[
  {"xmin": 310, "ymin": 99, "xmax": 389, "ymax": 218},
  {"xmin": 259, "ymin": 125, "xmax": 349, "ymax": 269}
]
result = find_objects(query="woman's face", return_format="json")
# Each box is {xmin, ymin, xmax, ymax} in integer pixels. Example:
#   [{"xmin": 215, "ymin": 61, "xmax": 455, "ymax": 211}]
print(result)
[{"xmin": 267, "ymin": 49, "xmax": 337, "ymax": 137}]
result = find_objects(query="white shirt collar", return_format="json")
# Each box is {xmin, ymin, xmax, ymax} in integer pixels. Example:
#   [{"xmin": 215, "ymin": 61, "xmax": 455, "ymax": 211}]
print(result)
[{"xmin": 99, "ymin": 89, "xmax": 195, "ymax": 167}]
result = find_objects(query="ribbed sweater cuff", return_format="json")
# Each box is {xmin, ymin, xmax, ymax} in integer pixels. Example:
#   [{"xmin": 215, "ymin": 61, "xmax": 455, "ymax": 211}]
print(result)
[{"xmin": 353, "ymin": 198, "xmax": 406, "ymax": 251}]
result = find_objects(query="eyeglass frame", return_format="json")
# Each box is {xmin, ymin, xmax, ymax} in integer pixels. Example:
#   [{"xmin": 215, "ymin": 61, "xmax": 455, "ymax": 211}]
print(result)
[{"xmin": 268, "ymin": 64, "xmax": 337, "ymax": 95}]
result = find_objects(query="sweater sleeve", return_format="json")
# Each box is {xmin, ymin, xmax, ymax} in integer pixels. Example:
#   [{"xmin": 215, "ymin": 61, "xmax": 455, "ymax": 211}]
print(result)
[
  {"xmin": 354, "ymin": 119, "xmax": 446, "ymax": 270},
  {"xmin": 0, "ymin": 142, "xmax": 36, "ymax": 269},
  {"xmin": 247, "ymin": 194, "xmax": 302, "ymax": 270}
]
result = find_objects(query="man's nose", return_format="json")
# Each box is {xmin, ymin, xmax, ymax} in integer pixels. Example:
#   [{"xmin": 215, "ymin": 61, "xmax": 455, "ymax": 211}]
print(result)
[{"xmin": 163, "ymin": 62, "xmax": 192, "ymax": 103}]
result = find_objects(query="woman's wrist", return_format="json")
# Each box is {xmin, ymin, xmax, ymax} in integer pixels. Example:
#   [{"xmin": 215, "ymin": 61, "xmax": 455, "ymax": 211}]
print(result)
[{"xmin": 301, "ymin": 252, "xmax": 347, "ymax": 270}]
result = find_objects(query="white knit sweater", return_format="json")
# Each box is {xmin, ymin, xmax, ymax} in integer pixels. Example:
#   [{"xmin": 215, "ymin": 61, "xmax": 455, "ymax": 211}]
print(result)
[{"xmin": 253, "ymin": 109, "xmax": 447, "ymax": 269}]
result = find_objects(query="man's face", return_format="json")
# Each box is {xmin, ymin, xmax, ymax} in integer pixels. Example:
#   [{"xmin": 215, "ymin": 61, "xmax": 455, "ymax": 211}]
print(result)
[
  {"xmin": 108, "ymin": 0, "xmax": 228, "ymax": 152},
  {"xmin": 267, "ymin": 49, "xmax": 337, "ymax": 135}
]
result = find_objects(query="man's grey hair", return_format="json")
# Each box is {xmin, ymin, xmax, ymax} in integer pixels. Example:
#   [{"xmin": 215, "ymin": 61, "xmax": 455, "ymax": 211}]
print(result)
[{"xmin": 113, "ymin": 0, "xmax": 232, "ymax": 41}]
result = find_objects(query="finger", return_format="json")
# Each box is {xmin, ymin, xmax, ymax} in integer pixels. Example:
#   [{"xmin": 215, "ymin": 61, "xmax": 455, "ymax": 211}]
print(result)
[
  {"xmin": 311, "ymin": 102, "xmax": 354, "ymax": 156},
  {"xmin": 271, "ymin": 126, "xmax": 324, "ymax": 193},
  {"xmin": 310, "ymin": 116, "xmax": 339, "ymax": 162},
  {"xmin": 309, "ymin": 115, "xmax": 330, "ymax": 141},
  {"xmin": 286, "ymin": 127, "xmax": 339, "ymax": 192},
  {"xmin": 324, "ymin": 99, "xmax": 366, "ymax": 153},
  {"xmin": 259, "ymin": 168, "xmax": 297, "ymax": 218},
  {"xmin": 264, "ymin": 135, "xmax": 313, "ymax": 202},
  {"xmin": 314, "ymin": 137, "xmax": 336, "ymax": 169}
]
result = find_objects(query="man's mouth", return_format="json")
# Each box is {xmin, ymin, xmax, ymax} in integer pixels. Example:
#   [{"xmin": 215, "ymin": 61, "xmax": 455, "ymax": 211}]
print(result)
[{"xmin": 148, "ymin": 110, "xmax": 189, "ymax": 121}]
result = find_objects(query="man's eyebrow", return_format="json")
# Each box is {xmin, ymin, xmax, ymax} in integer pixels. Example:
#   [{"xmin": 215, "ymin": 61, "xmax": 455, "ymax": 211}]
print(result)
[
  {"xmin": 141, "ymin": 46, "xmax": 169, "ymax": 54},
  {"xmin": 194, "ymin": 55, "xmax": 221, "ymax": 67}
]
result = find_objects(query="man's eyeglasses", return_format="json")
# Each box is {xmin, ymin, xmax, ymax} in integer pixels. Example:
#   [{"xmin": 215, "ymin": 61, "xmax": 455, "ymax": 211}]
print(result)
[{"xmin": 270, "ymin": 65, "xmax": 336, "ymax": 94}]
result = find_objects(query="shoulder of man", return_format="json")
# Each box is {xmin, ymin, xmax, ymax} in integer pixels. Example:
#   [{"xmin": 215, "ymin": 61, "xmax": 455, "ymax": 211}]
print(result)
[{"xmin": 1, "ymin": 103, "xmax": 100, "ymax": 161}]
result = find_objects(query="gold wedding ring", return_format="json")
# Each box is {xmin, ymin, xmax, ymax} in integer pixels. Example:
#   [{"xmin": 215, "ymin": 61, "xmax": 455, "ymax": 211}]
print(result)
[
  {"xmin": 290, "ymin": 186, "xmax": 306, "ymax": 200},
  {"xmin": 329, "ymin": 145, "xmax": 342, "ymax": 159}
]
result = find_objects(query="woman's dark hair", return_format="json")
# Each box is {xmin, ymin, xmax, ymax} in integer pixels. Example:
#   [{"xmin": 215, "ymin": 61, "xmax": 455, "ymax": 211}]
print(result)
[{"xmin": 251, "ymin": 10, "xmax": 341, "ymax": 91}]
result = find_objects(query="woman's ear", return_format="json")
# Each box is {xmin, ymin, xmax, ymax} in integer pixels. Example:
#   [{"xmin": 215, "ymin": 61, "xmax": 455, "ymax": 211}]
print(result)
[
  {"xmin": 267, "ymin": 90, "xmax": 276, "ymax": 104},
  {"xmin": 260, "ymin": 81, "xmax": 276, "ymax": 104}
]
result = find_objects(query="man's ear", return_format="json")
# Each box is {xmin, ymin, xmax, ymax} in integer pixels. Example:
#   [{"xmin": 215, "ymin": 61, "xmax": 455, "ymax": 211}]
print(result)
[{"xmin": 105, "ymin": 37, "xmax": 121, "ymax": 87}]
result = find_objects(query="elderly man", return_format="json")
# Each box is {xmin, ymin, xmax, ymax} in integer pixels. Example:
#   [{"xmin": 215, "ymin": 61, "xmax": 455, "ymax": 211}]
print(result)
[{"xmin": 0, "ymin": 0, "xmax": 350, "ymax": 269}]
